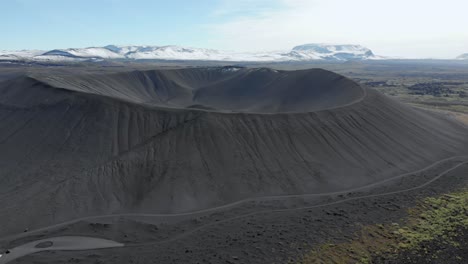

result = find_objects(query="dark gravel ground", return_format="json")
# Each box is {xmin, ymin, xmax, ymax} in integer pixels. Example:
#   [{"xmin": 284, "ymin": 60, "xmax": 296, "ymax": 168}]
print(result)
[{"xmin": 6, "ymin": 159, "xmax": 467, "ymax": 264}]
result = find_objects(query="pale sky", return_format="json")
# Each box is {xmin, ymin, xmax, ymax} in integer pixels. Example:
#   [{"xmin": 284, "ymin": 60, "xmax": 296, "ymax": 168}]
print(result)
[{"xmin": 2, "ymin": 0, "xmax": 467, "ymax": 58}]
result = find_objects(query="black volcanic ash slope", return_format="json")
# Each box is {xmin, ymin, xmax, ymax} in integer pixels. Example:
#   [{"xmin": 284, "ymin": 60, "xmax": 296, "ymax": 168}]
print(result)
[
  {"xmin": 0, "ymin": 67, "xmax": 466, "ymax": 236},
  {"xmin": 34, "ymin": 67, "xmax": 364, "ymax": 113}
]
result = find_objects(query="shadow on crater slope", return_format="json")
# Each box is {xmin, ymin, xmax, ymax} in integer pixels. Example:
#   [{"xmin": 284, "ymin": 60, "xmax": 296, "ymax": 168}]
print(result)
[{"xmin": 28, "ymin": 67, "xmax": 365, "ymax": 113}]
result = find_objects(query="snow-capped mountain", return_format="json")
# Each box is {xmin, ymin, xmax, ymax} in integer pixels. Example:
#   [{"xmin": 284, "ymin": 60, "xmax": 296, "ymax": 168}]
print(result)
[
  {"xmin": 289, "ymin": 44, "xmax": 375, "ymax": 61},
  {"xmin": 0, "ymin": 44, "xmax": 381, "ymax": 62},
  {"xmin": 456, "ymin": 53, "xmax": 468, "ymax": 60},
  {"xmin": 108, "ymin": 45, "xmax": 222, "ymax": 60},
  {"xmin": 38, "ymin": 47, "xmax": 124, "ymax": 60},
  {"xmin": 0, "ymin": 49, "xmax": 44, "ymax": 61}
]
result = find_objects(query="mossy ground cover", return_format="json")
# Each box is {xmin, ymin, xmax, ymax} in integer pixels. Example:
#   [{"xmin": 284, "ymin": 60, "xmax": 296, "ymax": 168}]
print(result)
[{"xmin": 297, "ymin": 188, "xmax": 468, "ymax": 264}]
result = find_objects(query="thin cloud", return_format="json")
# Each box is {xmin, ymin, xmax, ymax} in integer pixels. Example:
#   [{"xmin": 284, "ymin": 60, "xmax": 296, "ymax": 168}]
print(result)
[
  {"xmin": 211, "ymin": 0, "xmax": 284, "ymax": 17},
  {"xmin": 206, "ymin": 0, "xmax": 468, "ymax": 58}
]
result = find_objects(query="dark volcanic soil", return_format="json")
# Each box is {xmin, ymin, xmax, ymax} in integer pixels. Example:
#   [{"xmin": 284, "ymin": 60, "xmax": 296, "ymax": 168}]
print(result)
[
  {"xmin": 5, "ymin": 158, "xmax": 468, "ymax": 264},
  {"xmin": 0, "ymin": 66, "xmax": 467, "ymax": 263}
]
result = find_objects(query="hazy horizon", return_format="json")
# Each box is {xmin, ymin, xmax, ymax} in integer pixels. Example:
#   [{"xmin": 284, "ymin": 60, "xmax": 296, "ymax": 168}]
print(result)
[{"xmin": 2, "ymin": 0, "xmax": 467, "ymax": 59}]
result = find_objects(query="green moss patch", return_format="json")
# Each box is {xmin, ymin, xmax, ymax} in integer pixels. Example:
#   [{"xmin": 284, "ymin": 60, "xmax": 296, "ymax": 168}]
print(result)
[{"xmin": 297, "ymin": 189, "xmax": 468, "ymax": 264}]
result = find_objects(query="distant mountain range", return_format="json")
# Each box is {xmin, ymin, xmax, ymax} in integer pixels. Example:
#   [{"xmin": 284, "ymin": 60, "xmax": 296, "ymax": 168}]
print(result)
[
  {"xmin": 457, "ymin": 53, "xmax": 468, "ymax": 60},
  {"xmin": 2, "ymin": 44, "xmax": 466, "ymax": 62},
  {"xmin": 0, "ymin": 44, "xmax": 382, "ymax": 62}
]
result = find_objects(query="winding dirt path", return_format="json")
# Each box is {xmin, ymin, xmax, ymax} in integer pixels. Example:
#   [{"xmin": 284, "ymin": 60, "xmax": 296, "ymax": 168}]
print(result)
[
  {"xmin": 1, "ymin": 157, "xmax": 466, "ymax": 263},
  {"xmin": 130, "ymin": 158, "xmax": 467, "ymax": 248},
  {"xmin": 1, "ymin": 157, "xmax": 466, "ymax": 239},
  {"xmin": 1, "ymin": 156, "xmax": 466, "ymax": 245}
]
